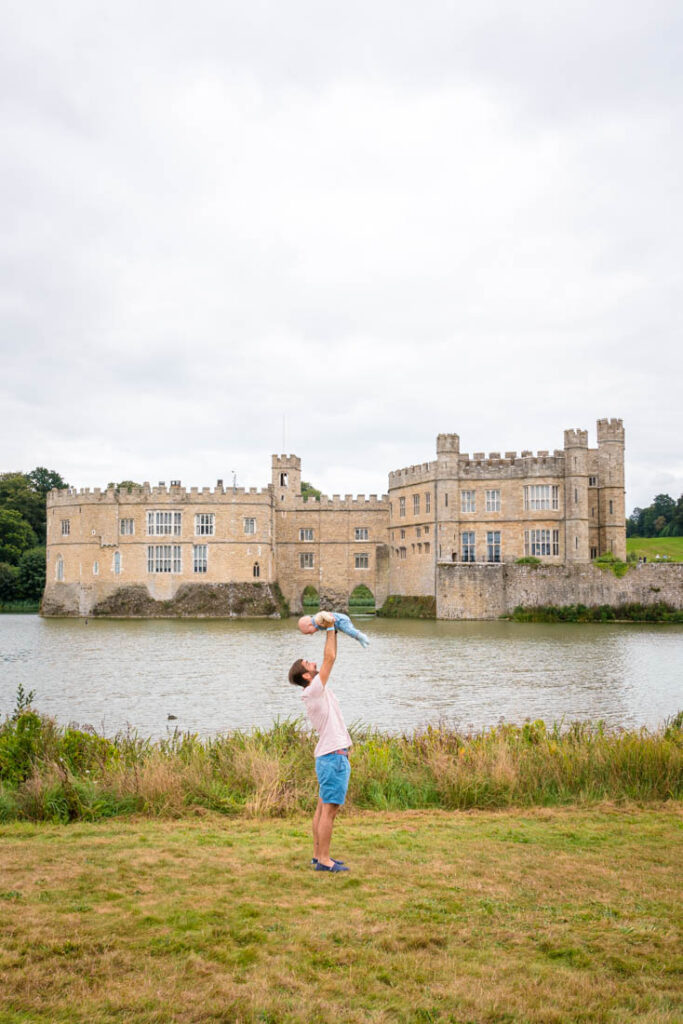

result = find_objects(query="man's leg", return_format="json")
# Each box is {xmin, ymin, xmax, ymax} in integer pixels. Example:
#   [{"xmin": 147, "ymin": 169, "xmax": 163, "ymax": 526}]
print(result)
[
  {"xmin": 312, "ymin": 796, "xmax": 324, "ymax": 860},
  {"xmin": 316, "ymin": 802, "xmax": 340, "ymax": 868}
]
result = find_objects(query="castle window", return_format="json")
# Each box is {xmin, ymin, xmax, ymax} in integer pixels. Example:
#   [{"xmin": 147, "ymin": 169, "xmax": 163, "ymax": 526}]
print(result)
[
  {"xmin": 280, "ymin": 472, "xmax": 288, "ymax": 487},
  {"xmin": 591, "ymin": 547, "xmax": 598, "ymax": 559},
  {"xmin": 93, "ymin": 561, "xmax": 99, "ymax": 575},
  {"xmin": 195, "ymin": 514, "xmax": 215, "ymax": 536},
  {"xmin": 609, "ymin": 500, "xmax": 614, "ymax": 515},
  {"xmin": 253, "ymin": 562, "xmax": 260, "ymax": 578},
  {"xmin": 485, "ymin": 489, "xmax": 501, "ymax": 512},
  {"xmin": 120, "ymin": 518, "xmax": 135, "ymax": 535},
  {"xmin": 425, "ymin": 492, "xmax": 431, "ymax": 514},
  {"xmin": 424, "ymin": 525, "xmax": 429, "ymax": 535},
  {"xmin": 400, "ymin": 529, "xmax": 405, "ymax": 539},
  {"xmin": 589, "ymin": 476, "xmax": 597, "ymax": 487},
  {"xmin": 413, "ymin": 494, "xmax": 420, "ymax": 515},
  {"xmin": 524, "ymin": 529, "xmax": 554, "ymax": 557},
  {"xmin": 193, "ymin": 545, "xmax": 208, "ymax": 573},
  {"xmin": 424, "ymin": 542, "xmax": 430, "ymax": 554},
  {"xmin": 461, "ymin": 490, "xmax": 476, "ymax": 514},
  {"xmin": 399, "ymin": 497, "xmax": 406, "ymax": 517},
  {"xmin": 147, "ymin": 511, "xmax": 182, "ymax": 536},
  {"xmin": 523, "ymin": 485, "xmax": 559, "ymax": 511},
  {"xmin": 244, "ymin": 518, "xmax": 256, "ymax": 535},
  {"xmin": 299, "ymin": 528, "xmax": 314, "ymax": 541},
  {"xmin": 461, "ymin": 532, "xmax": 475, "ymax": 562},
  {"xmin": 399, "ymin": 547, "xmax": 407, "ymax": 560},
  {"xmin": 114, "ymin": 552, "xmax": 121, "ymax": 575},
  {"xmin": 416, "ymin": 527, "xmax": 421, "ymax": 538},
  {"xmin": 574, "ymin": 488, "xmax": 578, "ymax": 504},
  {"xmin": 56, "ymin": 556, "xmax": 64, "ymax": 581},
  {"xmin": 61, "ymin": 519, "xmax": 70, "ymax": 536},
  {"xmin": 147, "ymin": 545, "xmax": 182, "ymax": 573},
  {"xmin": 355, "ymin": 527, "xmax": 369, "ymax": 541},
  {"xmin": 417, "ymin": 543, "xmax": 423, "ymax": 553},
  {"xmin": 486, "ymin": 532, "xmax": 501, "ymax": 562},
  {"xmin": 444, "ymin": 492, "xmax": 448, "ymax": 507},
  {"xmin": 300, "ymin": 552, "xmax": 314, "ymax": 569},
  {"xmin": 355, "ymin": 553, "xmax": 369, "ymax": 569}
]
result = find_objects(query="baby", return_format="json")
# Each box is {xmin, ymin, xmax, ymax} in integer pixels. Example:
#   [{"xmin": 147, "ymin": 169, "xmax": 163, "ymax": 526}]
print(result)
[{"xmin": 298, "ymin": 610, "xmax": 370, "ymax": 649}]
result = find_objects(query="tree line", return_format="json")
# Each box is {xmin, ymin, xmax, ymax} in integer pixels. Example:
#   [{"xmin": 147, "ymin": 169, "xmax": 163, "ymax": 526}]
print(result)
[
  {"xmin": 626, "ymin": 493, "xmax": 683, "ymax": 538},
  {"xmin": 0, "ymin": 469, "xmax": 68, "ymax": 604}
]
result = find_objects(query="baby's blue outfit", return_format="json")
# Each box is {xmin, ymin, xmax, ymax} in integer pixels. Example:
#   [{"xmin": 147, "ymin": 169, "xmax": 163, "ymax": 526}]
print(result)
[{"xmin": 314, "ymin": 612, "xmax": 370, "ymax": 649}]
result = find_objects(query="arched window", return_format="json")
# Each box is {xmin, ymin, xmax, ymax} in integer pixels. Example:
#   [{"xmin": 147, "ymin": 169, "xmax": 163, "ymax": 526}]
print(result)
[
  {"xmin": 253, "ymin": 562, "xmax": 260, "ymax": 578},
  {"xmin": 279, "ymin": 472, "xmax": 288, "ymax": 487}
]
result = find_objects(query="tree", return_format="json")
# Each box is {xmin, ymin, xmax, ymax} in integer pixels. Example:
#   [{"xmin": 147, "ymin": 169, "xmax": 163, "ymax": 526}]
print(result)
[
  {"xmin": 0, "ymin": 473, "xmax": 44, "ymax": 537},
  {"xmin": 107, "ymin": 480, "xmax": 141, "ymax": 491},
  {"xmin": 0, "ymin": 509, "xmax": 38, "ymax": 565},
  {"xmin": 26, "ymin": 467, "xmax": 68, "ymax": 498},
  {"xmin": 17, "ymin": 546, "xmax": 46, "ymax": 600},
  {"xmin": 0, "ymin": 562, "xmax": 20, "ymax": 601},
  {"xmin": 301, "ymin": 480, "xmax": 322, "ymax": 501}
]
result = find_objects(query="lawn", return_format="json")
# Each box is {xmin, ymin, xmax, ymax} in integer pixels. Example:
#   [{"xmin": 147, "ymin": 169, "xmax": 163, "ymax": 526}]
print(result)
[
  {"xmin": 626, "ymin": 537, "xmax": 683, "ymax": 562},
  {"xmin": 1, "ymin": 806, "xmax": 681, "ymax": 1023}
]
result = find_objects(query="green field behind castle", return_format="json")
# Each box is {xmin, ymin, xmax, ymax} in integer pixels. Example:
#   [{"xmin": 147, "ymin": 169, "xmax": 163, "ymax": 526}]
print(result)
[{"xmin": 626, "ymin": 537, "xmax": 683, "ymax": 561}]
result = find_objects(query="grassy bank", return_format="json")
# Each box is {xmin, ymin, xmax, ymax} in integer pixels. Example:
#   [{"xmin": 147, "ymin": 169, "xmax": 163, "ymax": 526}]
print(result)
[
  {"xmin": 0, "ymin": 806, "xmax": 681, "ymax": 1023},
  {"xmin": 1, "ymin": 702, "xmax": 680, "ymax": 822},
  {"xmin": 377, "ymin": 595, "xmax": 436, "ymax": 618},
  {"xmin": 0, "ymin": 599, "xmax": 40, "ymax": 613},
  {"xmin": 626, "ymin": 536, "xmax": 683, "ymax": 561},
  {"xmin": 510, "ymin": 602, "xmax": 683, "ymax": 623}
]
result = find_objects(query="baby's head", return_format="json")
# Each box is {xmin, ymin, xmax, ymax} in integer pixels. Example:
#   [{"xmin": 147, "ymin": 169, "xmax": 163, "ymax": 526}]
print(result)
[{"xmin": 297, "ymin": 615, "xmax": 317, "ymax": 635}]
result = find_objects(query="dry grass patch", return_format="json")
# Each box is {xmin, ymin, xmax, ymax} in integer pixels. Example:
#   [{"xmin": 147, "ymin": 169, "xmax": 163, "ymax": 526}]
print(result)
[{"xmin": 0, "ymin": 806, "xmax": 681, "ymax": 1023}]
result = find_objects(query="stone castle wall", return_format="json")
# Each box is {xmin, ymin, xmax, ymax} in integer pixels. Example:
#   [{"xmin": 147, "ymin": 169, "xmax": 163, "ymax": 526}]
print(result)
[
  {"xmin": 43, "ymin": 419, "xmax": 627, "ymax": 618},
  {"xmin": 436, "ymin": 563, "xmax": 683, "ymax": 620}
]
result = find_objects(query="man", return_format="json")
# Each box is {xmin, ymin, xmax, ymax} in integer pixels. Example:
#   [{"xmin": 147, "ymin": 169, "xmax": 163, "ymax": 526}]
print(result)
[{"xmin": 288, "ymin": 625, "xmax": 351, "ymax": 873}]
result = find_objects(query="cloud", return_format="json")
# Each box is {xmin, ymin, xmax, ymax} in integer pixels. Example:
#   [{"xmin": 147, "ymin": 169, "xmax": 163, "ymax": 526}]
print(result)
[{"xmin": 0, "ymin": 0, "xmax": 681, "ymax": 508}]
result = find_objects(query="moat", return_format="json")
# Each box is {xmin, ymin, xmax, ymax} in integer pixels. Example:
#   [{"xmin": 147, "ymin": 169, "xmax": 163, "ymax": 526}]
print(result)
[{"xmin": 1, "ymin": 615, "xmax": 681, "ymax": 738}]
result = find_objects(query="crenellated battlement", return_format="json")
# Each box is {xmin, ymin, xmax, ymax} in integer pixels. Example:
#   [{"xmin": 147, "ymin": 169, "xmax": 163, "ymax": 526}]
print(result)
[
  {"xmin": 388, "ymin": 461, "xmax": 437, "ymax": 488},
  {"xmin": 296, "ymin": 493, "xmax": 388, "ymax": 511},
  {"xmin": 47, "ymin": 484, "xmax": 273, "ymax": 507},
  {"xmin": 564, "ymin": 428, "xmax": 589, "ymax": 448},
  {"xmin": 597, "ymin": 418, "xmax": 625, "ymax": 443}
]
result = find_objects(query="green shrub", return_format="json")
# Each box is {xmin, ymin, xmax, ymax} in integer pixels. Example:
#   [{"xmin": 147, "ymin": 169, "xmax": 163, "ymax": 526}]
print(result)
[{"xmin": 515, "ymin": 556, "xmax": 542, "ymax": 566}]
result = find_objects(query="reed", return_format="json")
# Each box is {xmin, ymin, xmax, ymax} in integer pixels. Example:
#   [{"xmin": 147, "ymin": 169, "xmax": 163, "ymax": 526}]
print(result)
[{"xmin": 1, "ymin": 697, "xmax": 680, "ymax": 822}]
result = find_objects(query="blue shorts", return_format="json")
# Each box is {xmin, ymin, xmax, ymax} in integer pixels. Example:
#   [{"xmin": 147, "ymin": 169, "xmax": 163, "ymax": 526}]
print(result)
[{"xmin": 315, "ymin": 752, "xmax": 351, "ymax": 805}]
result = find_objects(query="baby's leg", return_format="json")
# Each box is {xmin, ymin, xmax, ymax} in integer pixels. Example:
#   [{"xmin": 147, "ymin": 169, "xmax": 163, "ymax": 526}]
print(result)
[{"xmin": 335, "ymin": 613, "xmax": 370, "ymax": 648}]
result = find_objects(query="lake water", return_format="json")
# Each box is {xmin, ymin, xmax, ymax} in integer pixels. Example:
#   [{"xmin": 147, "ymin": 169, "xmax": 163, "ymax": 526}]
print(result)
[{"xmin": 0, "ymin": 615, "xmax": 681, "ymax": 738}]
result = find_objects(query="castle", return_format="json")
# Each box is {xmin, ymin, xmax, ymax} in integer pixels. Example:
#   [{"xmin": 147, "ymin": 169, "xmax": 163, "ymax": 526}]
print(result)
[{"xmin": 42, "ymin": 418, "xmax": 626, "ymax": 618}]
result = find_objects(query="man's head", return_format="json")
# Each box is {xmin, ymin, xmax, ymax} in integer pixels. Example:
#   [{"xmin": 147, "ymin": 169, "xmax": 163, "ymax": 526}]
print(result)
[
  {"xmin": 297, "ymin": 615, "xmax": 317, "ymax": 635},
  {"xmin": 288, "ymin": 658, "xmax": 317, "ymax": 687}
]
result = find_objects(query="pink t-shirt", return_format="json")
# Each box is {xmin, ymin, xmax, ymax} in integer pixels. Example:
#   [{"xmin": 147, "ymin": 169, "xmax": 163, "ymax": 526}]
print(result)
[{"xmin": 301, "ymin": 674, "xmax": 352, "ymax": 758}]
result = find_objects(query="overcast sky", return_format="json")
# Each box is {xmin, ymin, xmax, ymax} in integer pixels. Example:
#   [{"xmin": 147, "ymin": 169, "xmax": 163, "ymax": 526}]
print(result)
[{"xmin": 1, "ymin": 1, "xmax": 681, "ymax": 512}]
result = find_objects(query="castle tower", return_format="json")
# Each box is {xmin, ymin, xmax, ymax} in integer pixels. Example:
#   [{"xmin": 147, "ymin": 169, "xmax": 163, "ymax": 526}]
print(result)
[
  {"xmin": 272, "ymin": 454, "xmax": 302, "ymax": 508},
  {"xmin": 596, "ymin": 418, "xmax": 626, "ymax": 559},
  {"xmin": 564, "ymin": 428, "xmax": 590, "ymax": 563},
  {"xmin": 435, "ymin": 433, "xmax": 460, "ymax": 558}
]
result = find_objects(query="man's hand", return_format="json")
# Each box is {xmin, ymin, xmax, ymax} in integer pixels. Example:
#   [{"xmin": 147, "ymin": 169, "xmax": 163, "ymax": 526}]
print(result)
[{"xmin": 319, "ymin": 628, "xmax": 337, "ymax": 686}]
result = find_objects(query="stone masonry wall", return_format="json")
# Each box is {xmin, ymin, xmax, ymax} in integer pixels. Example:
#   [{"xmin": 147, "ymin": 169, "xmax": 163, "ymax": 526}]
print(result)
[{"xmin": 436, "ymin": 563, "xmax": 683, "ymax": 620}]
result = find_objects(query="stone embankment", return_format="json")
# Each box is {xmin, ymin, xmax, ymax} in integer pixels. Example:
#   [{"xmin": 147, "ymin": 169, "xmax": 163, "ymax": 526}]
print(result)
[
  {"xmin": 436, "ymin": 563, "xmax": 683, "ymax": 620},
  {"xmin": 41, "ymin": 582, "xmax": 285, "ymax": 618}
]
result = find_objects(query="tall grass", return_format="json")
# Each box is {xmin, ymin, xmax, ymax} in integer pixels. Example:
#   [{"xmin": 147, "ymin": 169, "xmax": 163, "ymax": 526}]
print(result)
[{"xmin": 0, "ymin": 703, "xmax": 680, "ymax": 822}]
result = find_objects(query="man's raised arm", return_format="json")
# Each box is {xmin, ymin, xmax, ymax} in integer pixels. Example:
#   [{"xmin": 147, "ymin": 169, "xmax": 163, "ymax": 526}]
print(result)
[{"xmin": 319, "ymin": 627, "xmax": 337, "ymax": 686}]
